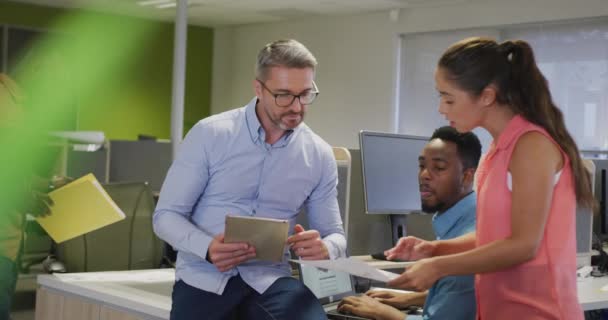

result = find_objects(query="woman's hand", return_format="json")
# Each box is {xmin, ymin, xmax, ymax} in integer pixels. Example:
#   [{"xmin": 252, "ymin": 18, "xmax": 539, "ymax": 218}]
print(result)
[
  {"xmin": 387, "ymin": 258, "xmax": 443, "ymax": 292},
  {"xmin": 384, "ymin": 236, "xmax": 437, "ymax": 261}
]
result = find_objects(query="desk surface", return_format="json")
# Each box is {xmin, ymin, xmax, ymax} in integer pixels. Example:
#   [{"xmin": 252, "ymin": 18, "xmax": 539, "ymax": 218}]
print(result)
[
  {"xmin": 38, "ymin": 267, "xmax": 608, "ymax": 317},
  {"xmin": 38, "ymin": 269, "xmax": 174, "ymax": 319},
  {"xmin": 578, "ymin": 276, "xmax": 608, "ymax": 311}
]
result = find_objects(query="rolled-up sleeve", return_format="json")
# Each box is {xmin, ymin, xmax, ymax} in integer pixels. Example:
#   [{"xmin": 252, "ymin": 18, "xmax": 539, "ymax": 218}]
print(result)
[
  {"xmin": 306, "ymin": 146, "xmax": 346, "ymax": 259},
  {"xmin": 153, "ymin": 123, "xmax": 213, "ymax": 260}
]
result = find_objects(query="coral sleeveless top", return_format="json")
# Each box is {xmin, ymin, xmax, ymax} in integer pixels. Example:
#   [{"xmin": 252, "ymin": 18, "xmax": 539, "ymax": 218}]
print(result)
[{"xmin": 475, "ymin": 115, "xmax": 582, "ymax": 320}]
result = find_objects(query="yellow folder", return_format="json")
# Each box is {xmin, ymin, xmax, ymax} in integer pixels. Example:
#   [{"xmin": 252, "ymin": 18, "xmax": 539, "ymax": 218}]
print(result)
[{"xmin": 36, "ymin": 173, "xmax": 126, "ymax": 243}]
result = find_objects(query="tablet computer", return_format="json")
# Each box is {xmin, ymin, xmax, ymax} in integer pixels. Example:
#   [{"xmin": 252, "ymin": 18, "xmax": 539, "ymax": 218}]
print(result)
[{"xmin": 224, "ymin": 215, "xmax": 289, "ymax": 262}]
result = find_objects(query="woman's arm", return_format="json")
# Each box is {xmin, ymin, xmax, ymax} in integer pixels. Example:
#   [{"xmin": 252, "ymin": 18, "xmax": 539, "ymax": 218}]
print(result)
[
  {"xmin": 385, "ymin": 233, "xmax": 476, "ymax": 261},
  {"xmin": 433, "ymin": 232, "xmax": 476, "ymax": 256}
]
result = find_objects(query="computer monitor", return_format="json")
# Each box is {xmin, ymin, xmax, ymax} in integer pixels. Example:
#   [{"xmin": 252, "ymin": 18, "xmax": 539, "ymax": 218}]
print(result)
[{"xmin": 359, "ymin": 131, "xmax": 429, "ymax": 214}]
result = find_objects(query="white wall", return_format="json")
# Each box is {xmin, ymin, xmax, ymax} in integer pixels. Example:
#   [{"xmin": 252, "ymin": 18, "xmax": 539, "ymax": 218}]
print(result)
[{"xmin": 211, "ymin": 0, "xmax": 608, "ymax": 149}]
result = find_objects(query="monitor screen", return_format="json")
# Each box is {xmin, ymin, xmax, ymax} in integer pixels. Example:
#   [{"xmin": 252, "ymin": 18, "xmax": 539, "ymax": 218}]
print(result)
[{"xmin": 359, "ymin": 131, "xmax": 429, "ymax": 214}]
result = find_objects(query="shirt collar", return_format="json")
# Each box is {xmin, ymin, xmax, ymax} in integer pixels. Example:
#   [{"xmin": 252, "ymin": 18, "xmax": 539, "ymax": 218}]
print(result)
[
  {"xmin": 245, "ymin": 97, "xmax": 263, "ymax": 143},
  {"xmin": 245, "ymin": 97, "xmax": 297, "ymax": 147},
  {"xmin": 432, "ymin": 192, "xmax": 476, "ymax": 240}
]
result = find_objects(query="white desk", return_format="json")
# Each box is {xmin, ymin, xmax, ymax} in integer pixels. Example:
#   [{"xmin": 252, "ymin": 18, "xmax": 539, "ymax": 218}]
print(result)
[
  {"xmin": 36, "ymin": 269, "xmax": 174, "ymax": 320},
  {"xmin": 578, "ymin": 276, "xmax": 608, "ymax": 311},
  {"xmin": 36, "ymin": 268, "xmax": 608, "ymax": 319}
]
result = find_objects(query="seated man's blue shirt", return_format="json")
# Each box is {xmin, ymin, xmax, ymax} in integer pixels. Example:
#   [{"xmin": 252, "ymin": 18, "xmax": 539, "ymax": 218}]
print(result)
[
  {"xmin": 422, "ymin": 192, "xmax": 476, "ymax": 320},
  {"xmin": 153, "ymin": 98, "xmax": 346, "ymax": 295}
]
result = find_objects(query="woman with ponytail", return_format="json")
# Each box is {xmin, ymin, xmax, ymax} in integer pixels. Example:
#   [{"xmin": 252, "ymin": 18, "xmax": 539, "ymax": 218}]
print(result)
[{"xmin": 384, "ymin": 37, "xmax": 593, "ymax": 319}]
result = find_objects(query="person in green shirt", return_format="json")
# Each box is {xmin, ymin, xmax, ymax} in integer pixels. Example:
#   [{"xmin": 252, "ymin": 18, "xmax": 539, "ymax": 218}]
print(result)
[{"xmin": 0, "ymin": 73, "xmax": 69, "ymax": 320}]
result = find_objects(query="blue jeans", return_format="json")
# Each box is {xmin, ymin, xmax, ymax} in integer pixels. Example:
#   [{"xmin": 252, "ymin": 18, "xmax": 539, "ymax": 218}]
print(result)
[
  {"xmin": 0, "ymin": 256, "xmax": 17, "ymax": 320},
  {"xmin": 170, "ymin": 275, "xmax": 326, "ymax": 320}
]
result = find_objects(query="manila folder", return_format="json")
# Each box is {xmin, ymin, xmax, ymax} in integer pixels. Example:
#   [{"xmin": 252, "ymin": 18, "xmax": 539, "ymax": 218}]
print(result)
[{"xmin": 36, "ymin": 173, "xmax": 126, "ymax": 243}]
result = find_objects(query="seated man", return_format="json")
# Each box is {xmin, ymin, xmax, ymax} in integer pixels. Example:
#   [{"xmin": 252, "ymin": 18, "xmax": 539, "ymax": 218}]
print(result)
[{"xmin": 338, "ymin": 126, "xmax": 481, "ymax": 320}]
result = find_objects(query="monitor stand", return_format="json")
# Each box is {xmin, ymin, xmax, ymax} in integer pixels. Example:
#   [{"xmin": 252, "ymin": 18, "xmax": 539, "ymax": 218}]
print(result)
[{"xmin": 390, "ymin": 214, "xmax": 408, "ymax": 245}]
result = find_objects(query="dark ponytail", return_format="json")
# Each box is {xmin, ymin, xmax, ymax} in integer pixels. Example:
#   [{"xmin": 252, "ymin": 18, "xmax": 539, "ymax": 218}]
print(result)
[{"xmin": 439, "ymin": 37, "xmax": 594, "ymax": 208}]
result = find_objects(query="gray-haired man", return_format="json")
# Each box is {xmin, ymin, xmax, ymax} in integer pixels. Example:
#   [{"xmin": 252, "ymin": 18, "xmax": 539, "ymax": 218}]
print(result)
[{"xmin": 154, "ymin": 39, "xmax": 346, "ymax": 320}]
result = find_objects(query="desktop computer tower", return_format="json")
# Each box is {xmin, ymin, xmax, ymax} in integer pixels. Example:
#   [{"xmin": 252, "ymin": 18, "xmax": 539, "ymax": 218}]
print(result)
[
  {"xmin": 575, "ymin": 159, "xmax": 598, "ymax": 267},
  {"xmin": 577, "ymin": 205, "xmax": 594, "ymax": 268}
]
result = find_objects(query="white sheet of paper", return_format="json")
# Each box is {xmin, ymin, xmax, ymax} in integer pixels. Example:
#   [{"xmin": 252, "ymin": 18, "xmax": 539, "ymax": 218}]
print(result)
[{"xmin": 290, "ymin": 257, "xmax": 401, "ymax": 282}]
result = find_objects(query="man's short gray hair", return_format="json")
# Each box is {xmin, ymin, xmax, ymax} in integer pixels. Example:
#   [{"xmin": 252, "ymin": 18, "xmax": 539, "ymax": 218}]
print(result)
[{"xmin": 255, "ymin": 39, "xmax": 317, "ymax": 81}]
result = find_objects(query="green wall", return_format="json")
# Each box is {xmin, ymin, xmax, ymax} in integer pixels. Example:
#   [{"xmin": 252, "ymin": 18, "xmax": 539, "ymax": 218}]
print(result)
[{"xmin": 0, "ymin": 1, "xmax": 213, "ymax": 140}]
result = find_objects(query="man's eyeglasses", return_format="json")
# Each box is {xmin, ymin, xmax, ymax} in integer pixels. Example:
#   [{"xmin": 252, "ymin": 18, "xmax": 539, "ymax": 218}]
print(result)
[{"xmin": 256, "ymin": 79, "xmax": 319, "ymax": 108}]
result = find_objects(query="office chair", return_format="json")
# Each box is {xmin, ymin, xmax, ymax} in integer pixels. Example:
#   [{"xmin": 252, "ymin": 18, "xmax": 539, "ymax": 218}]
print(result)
[{"xmin": 295, "ymin": 147, "xmax": 352, "ymax": 239}]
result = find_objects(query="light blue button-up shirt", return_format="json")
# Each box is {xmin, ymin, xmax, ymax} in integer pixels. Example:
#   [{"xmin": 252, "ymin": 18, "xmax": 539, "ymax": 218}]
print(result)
[
  {"xmin": 153, "ymin": 98, "xmax": 346, "ymax": 295},
  {"xmin": 421, "ymin": 192, "xmax": 476, "ymax": 320}
]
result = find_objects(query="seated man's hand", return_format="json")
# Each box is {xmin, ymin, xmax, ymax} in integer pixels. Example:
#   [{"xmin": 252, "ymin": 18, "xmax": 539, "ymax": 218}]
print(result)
[
  {"xmin": 286, "ymin": 224, "xmax": 328, "ymax": 260},
  {"xmin": 384, "ymin": 236, "xmax": 436, "ymax": 261},
  {"xmin": 338, "ymin": 295, "xmax": 405, "ymax": 320},
  {"xmin": 366, "ymin": 290, "xmax": 425, "ymax": 310},
  {"xmin": 207, "ymin": 233, "xmax": 256, "ymax": 272}
]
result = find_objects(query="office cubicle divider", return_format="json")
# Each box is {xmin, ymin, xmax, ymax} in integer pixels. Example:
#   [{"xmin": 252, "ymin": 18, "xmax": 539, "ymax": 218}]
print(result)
[{"xmin": 65, "ymin": 139, "xmax": 173, "ymax": 193}]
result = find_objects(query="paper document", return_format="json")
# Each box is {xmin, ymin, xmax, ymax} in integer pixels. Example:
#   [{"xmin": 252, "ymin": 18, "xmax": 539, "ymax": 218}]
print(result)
[
  {"xmin": 36, "ymin": 173, "xmax": 126, "ymax": 243},
  {"xmin": 290, "ymin": 257, "xmax": 401, "ymax": 283}
]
